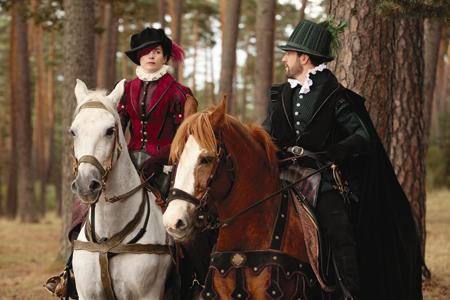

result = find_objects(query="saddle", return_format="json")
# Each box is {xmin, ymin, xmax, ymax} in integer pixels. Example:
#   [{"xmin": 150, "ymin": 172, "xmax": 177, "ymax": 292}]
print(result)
[{"xmin": 280, "ymin": 162, "xmax": 335, "ymax": 292}]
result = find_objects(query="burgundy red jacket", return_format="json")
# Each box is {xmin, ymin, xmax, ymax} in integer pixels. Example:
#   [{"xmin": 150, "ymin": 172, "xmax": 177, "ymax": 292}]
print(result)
[{"xmin": 117, "ymin": 73, "xmax": 197, "ymax": 163}]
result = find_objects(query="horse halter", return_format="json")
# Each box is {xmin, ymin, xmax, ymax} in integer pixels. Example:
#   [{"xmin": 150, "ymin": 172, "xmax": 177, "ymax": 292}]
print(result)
[
  {"xmin": 72, "ymin": 101, "xmax": 123, "ymax": 204},
  {"xmin": 167, "ymin": 134, "xmax": 235, "ymax": 229}
]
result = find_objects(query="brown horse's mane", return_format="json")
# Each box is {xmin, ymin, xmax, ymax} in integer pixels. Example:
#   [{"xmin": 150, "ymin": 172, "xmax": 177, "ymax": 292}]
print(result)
[{"xmin": 170, "ymin": 110, "xmax": 279, "ymax": 173}]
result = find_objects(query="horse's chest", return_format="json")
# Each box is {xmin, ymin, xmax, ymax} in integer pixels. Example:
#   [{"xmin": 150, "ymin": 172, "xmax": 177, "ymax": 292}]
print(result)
[{"xmin": 73, "ymin": 250, "xmax": 169, "ymax": 299}]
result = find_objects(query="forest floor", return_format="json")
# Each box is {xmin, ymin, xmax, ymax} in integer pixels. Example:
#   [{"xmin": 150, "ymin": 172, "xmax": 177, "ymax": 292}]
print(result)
[{"xmin": 0, "ymin": 191, "xmax": 449, "ymax": 299}]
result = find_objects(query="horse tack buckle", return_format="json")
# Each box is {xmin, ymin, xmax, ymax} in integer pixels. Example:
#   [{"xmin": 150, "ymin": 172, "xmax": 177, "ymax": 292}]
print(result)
[{"xmin": 231, "ymin": 253, "xmax": 246, "ymax": 267}]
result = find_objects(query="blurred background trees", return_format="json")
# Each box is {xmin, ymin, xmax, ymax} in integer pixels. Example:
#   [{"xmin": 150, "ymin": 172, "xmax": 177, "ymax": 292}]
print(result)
[{"xmin": 0, "ymin": 0, "xmax": 449, "ymax": 266}]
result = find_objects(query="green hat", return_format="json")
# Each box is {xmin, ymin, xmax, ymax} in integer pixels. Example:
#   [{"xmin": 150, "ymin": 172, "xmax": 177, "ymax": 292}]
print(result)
[{"xmin": 279, "ymin": 19, "xmax": 334, "ymax": 62}]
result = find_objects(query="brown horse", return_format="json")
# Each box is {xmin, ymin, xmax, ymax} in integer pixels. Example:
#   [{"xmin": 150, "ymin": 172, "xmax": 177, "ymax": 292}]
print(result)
[{"xmin": 163, "ymin": 99, "xmax": 332, "ymax": 299}]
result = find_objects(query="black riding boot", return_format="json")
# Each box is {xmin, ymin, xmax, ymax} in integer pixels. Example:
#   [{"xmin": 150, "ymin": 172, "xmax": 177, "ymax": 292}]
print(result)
[{"xmin": 316, "ymin": 191, "xmax": 360, "ymax": 298}]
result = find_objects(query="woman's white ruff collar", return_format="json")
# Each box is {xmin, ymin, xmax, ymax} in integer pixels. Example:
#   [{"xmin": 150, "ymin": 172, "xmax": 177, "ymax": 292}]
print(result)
[
  {"xmin": 287, "ymin": 63, "xmax": 327, "ymax": 95},
  {"xmin": 136, "ymin": 65, "xmax": 169, "ymax": 81}
]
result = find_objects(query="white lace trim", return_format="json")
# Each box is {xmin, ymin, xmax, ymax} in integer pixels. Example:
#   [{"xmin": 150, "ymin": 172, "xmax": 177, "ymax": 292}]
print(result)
[
  {"xmin": 287, "ymin": 63, "xmax": 327, "ymax": 95},
  {"xmin": 135, "ymin": 64, "xmax": 169, "ymax": 82}
]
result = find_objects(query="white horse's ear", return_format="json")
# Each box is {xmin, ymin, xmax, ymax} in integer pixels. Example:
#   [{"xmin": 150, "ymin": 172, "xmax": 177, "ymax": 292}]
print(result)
[
  {"xmin": 74, "ymin": 79, "xmax": 89, "ymax": 105},
  {"xmin": 107, "ymin": 79, "xmax": 126, "ymax": 107}
]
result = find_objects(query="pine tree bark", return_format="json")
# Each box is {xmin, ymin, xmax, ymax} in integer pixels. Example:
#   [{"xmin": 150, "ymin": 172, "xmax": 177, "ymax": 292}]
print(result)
[
  {"xmin": 423, "ymin": 19, "xmax": 442, "ymax": 148},
  {"xmin": 219, "ymin": 0, "xmax": 241, "ymax": 114},
  {"xmin": 96, "ymin": 1, "xmax": 118, "ymax": 90},
  {"xmin": 31, "ymin": 14, "xmax": 48, "ymax": 216},
  {"xmin": 328, "ymin": 2, "xmax": 396, "ymax": 146},
  {"xmin": 13, "ymin": 0, "xmax": 38, "ymax": 223},
  {"xmin": 329, "ymin": 0, "xmax": 426, "ymax": 264},
  {"xmin": 159, "ymin": 0, "xmax": 166, "ymax": 27},
  {"xmin": 44, "ymin": 30, "xmax": 56, "ymax": 217},
  {"xmin": 192, "ymin": 21, "xmax": 199, "ymax": 96},
  {"xmin": 390, "ymin": 18, "xmax": 426, "ymax": 258},
  {"xmin": 168, "ymin": 0, "xmax": 183, "ymax": 81},
  {"xmin": 62, "ymin": 0, "xmax": 96, "ymax": 259},
  {"xmin": 254, "ymin": 0, "xmax": 276, "ymax": 123},
  {"xmin": 299, "ymin": 0, "xmax": 308, "ymax": 21},
  {"xmin": 7, "ymin": 6, "xmax": 18, "ymax": 219}
]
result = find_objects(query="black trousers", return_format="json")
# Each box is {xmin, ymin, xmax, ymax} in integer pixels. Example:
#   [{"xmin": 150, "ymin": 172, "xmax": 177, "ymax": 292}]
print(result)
[{"xmin": 316, "ymin": 190, "xmax": 360, "ymax": 293}]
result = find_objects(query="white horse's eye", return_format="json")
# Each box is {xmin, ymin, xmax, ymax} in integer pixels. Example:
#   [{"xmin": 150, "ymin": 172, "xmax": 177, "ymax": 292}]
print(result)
[
  {"xmin": 105, "ymin": 127, "xmax": 115, "ymax": 136},
  {"xmin": 69, "ymin": 129, "xmax": 76, "ymax": 137}
]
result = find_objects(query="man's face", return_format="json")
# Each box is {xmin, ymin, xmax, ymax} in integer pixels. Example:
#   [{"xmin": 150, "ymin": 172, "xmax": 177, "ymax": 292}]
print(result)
[
  {"xmin": 282, "ymin": 51, "xmax": 303, "ymax": 79},
  {"xmin": 139, "ymin": 45, "xmax": 166, "ymax": 73}
]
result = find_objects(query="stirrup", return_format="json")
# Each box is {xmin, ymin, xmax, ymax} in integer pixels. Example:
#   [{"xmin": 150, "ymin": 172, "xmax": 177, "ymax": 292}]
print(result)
[
  {"xmin": 44, "ymin": 268, "xmax": 77, "ymax": 299},
  {"xmin": 44, "ymin": 271, "xmax": 67, "ymax": 297}
]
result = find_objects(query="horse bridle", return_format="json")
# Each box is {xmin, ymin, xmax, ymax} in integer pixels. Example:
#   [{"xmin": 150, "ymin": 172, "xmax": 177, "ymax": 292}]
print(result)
[
  {"xmin": 71, "ymin": 100, "xmax": 148, "ymax": 205},
  {"xmin": 166, "ymin": 134, "xmax": 235, "ymax": 229}
]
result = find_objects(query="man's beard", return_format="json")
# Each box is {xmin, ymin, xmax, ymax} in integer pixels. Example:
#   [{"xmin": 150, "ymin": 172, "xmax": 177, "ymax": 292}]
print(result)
[{"xmin": 285, "ymin": 64, "xmax": 303, "ymax": 79}]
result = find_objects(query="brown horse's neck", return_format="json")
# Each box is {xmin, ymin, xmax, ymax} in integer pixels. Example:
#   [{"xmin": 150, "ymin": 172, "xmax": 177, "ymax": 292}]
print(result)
[{"xmin": 214, "ymin": 127, "xmax": 281, "ymax": 252}]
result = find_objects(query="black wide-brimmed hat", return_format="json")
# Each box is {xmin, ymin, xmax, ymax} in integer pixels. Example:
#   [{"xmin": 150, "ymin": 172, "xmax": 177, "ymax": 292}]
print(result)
[
  {"xmin": 125, "ymin": 27, "xmax": 172, "ymax": 65},
  {"xmin": 279, "ymin": 20, "xmax": 334, "ymax": 62}
]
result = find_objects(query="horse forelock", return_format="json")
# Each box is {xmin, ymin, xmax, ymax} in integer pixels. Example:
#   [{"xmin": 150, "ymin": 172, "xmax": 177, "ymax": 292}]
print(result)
[
  {"xmin": 170, "ymin": 112, "xmax": 220, "ymax": 163},
  {"xmin": 170, "ymin": 109, "xmax": 278, "ymax": 175},
  {"xmin": 74, "ymin": 90, "xmax": 121, "ymax": 124}
]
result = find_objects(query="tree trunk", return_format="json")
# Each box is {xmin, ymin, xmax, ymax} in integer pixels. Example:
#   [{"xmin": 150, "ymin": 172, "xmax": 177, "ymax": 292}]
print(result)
[
  {"xmin": 390, "ymin": 18, "xmax": 426, "ymax": 259},
  {"xmin": 328, "ymin": 2, "xmax": 396, "ymax": 146},
  {"xmin": 329, "ymin": 0, "xmax": 427, "ymax": 267},
  {"xmin": 159, "ymin": 0, "xmax": 166, "ymax": 27},
  {"xmin": 192, "ymin": 21, "xmax": 199, "ymax": 96},
  {"xmin": 254, "ymin": 0, "xmax": 276, "ymax": 124},
  {"xmin": 219, "ymin": 0, "xmax": 241, "ymax": 114},
  {"xmin": 31, "ymin": 15, "xmax": 48, "ymax": 217},
  {"xmin": 241, "ymin": 36, "xmax": 252, "ymax": 121},
  {"xmin": 431, "ymin": 38, "xmax": 449, "ymax": 139},
  {"xmin": 209, "ymin": 46, "xmax": 216, "ymax": 104},
  {"xmin": 96, "ymin": 1, "xmax": 118, "ymax": 90},
  {"xmin": 299, "ymin": 0, "xmax": 308, "ymax": 21},
  {"xmin": 44, "ymin": 30, "xmax": 56, "ymax": 217},
  {"xmin": 13, "ymin": 0, "xmax": 38, "ymax": 223},
  {"xmin": 423, "ymin": 19, "xmax": 442, "ymax": 149},
  {"xmin": 168, "ymin": 0, "xmax": 183, "ymax": 81},
  {"xmin": 62, "ymin": 0, "xmax": 96, "ymax": 259},
  {"xmin": 7, "ymin": 6, "xmax": 18, "ymax": 219}
]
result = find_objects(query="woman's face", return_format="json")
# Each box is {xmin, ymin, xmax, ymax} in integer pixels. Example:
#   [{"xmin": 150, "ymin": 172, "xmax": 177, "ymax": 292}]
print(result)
[{"xmin": 139, "ymin": 45, "xmax": 166, "ymax": 73}]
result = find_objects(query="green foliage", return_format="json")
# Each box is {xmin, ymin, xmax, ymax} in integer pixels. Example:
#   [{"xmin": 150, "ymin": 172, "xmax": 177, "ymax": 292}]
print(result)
[{"xmin": 320, "ymin": 18, "xmax": 347, "ymax": 57}]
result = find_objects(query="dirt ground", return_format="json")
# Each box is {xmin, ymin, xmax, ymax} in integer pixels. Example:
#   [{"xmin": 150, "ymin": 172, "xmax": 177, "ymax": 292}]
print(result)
[{"xmin": 0, "ymin": 190, "xmax": 449, "ymax": 299}]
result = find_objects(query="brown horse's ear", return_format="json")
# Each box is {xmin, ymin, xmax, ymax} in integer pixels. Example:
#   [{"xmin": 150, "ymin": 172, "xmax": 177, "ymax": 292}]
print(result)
[{"xmin": 209, "ymin": 95, "xmax": 227, "ymax": 128}]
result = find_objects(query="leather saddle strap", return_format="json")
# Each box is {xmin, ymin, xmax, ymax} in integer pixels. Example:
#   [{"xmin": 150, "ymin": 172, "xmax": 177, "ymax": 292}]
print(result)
[
  {"xmin": 99, "ymin": 252, "xmax": 117, "ymax": 300},
  {"xmin": 73, "ymin": 240, "xmax": 170, "ymax": 255},
  {"xmin": 84, "ymin": 193, "xmax": 146, "ymax": 248}
]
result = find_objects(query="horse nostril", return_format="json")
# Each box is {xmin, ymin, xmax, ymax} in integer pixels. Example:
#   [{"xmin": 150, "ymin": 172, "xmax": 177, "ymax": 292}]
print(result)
[
  {"xmin": 175, "ymin": 219, "xmax": 186, "ymax": 230},
  {"xmin": 89, "ymin": 180, "xmax": 102, "ymax": 192}
]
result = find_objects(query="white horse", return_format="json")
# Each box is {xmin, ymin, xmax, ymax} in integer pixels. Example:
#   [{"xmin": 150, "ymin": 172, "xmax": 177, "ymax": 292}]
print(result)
[{"xmin": 70, "ymin": 79, "xmax": 172, "ymax": 300}]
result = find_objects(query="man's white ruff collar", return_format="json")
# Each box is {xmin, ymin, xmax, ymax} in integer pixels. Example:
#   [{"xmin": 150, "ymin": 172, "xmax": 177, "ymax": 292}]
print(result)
[
  {"xmin": 287, "ymin": 63, "xmax": 327, "ymax": 95},
  {"xmin": 136, "ymin": 64, "xmax": 169, "ymax": 82}
]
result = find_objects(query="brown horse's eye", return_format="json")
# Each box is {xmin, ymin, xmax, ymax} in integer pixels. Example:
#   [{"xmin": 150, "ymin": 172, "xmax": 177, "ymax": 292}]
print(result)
[
  {"xmin": 105, "ymin": 127, "xmax": 115, "ymax": 136},
  {"xmin": 199, "ymin": 156, "xmax": 214, "ymax": 165}
]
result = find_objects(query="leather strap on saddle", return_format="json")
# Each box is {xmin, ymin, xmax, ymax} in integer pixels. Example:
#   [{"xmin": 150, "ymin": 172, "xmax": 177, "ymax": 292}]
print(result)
[{"xmin": 290, "ymin": 189, "xmax": 335, "ymax": 293}]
